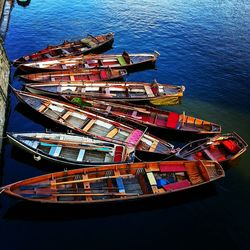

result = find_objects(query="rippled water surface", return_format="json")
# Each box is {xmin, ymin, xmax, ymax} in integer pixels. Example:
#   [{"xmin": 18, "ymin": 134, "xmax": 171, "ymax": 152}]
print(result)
[{"xmin": 1, "ymin": 0, "xmax": 250, "ymax": 249}]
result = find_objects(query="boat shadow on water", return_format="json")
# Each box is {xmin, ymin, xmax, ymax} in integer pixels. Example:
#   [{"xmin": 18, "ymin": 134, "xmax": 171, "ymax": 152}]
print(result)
[{"xmin": 2, "ymin": 183, "xmax": 219, "ymax": 221}]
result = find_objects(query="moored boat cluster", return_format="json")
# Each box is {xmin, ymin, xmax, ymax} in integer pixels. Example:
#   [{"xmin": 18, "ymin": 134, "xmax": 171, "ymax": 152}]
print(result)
[{"xmin": 2, "ymin": 33, "xmax": 247, "ymax": 204}]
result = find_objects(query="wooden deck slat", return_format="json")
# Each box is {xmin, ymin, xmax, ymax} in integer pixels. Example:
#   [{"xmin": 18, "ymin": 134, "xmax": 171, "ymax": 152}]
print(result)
[
  {"xmin": 82, "ymin": 119, "xmax": 96, "ymax": 132},
  {"xmin": 106, "ymin": 128, "xmax": 119, "ymax": 138},
  {"xmin": 149, "ymin": 140, "xmax": 158, "ymax": 152}
]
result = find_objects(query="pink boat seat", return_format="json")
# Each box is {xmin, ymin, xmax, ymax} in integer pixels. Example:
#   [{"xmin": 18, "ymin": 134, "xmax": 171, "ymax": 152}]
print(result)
[
  {"xmin": 126, "ymin": 129, "xmax": 143, "ymax": 145},
  {"xmin": 163, "ymin": 180, "xmax": 191, "ymax": 191}
]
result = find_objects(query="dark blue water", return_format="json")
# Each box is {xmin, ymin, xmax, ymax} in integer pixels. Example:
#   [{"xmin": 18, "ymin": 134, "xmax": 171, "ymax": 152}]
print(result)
[{"xmin": 1, "ymin": 0, "xmax": 250, "ymax": 249}]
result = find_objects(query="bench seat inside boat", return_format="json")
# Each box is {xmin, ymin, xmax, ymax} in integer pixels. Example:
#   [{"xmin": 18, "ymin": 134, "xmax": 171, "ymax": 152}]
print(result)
[
  {"xmin": 163, "ymin": 179, "xmax": 191, "ymax": 191},
  {"xmin": 166, "ymin": 112, "xmax": 179, "ymax": 129},
  {"xmin": 221, "ymin": 139, "xmax": 240, "ymax": 154},
  {"xmin": 116, "ymin": 177, "xmax": 125, "ymax": 193},
  {"xmin": 159, "ymin": 163, "xmax": 186, "ymax": 172},
  {"xmin": 118, "ymin": 56, "xmax": 127, "ymax": 66}
]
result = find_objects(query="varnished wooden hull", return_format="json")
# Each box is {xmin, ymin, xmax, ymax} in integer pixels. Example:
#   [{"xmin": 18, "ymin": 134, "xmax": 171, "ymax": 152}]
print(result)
[
  {"xmin": 24, "ymin": 81, "xmax": 185, "ymax": 106},
  {"xmin": 19, "ymin": 70, "xmax": 127, "ymax": 84},
  {"xmin": 13, "ymin": 33, "xmax": 114, "ymax": 66},
  {"xmin": 12, "ymin": 89, "xmax": 176, "ymax": 158},
  {"xmin": 43, "ymin": 98, "xmax": 220, "ymax": 136},
  {"xmin": 15, "ymin": 52, "xmax": 160, "ymax": 73},
  {"xmin": 2, "ymin": 160, "xmax": 225, "ymax": 204}
]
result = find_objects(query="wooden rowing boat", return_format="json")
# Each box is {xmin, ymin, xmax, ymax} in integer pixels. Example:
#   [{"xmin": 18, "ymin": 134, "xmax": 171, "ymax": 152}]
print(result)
[
  {"xmin": 16, "ymin": 51, "xmax": 160, "ymax": 73},
  {"xmin": 13, "ymin": 89, "xmax": 176, "ymax": 159},
  {"xmin": 19, "ymin": 68, "xmax": 127, "ymax": 81},
  {"xmin": 13, "ymin": 33, "xmax": 114, "ymax": 66},
  {"xmin": 7, "ymin": 132, "xmax": 135, "ymax": 167},
  {"xmin": 65, "ymin": 99, "xmax": 221, "ymax": 135},
  {"xmin": 175, "ymin": 132, "xmax": 248, "ymax": 164},
  {"xmin": 1, "ymin": 160, "xmax": 225, "ymax": 204},
  {"xmin": 24, "ymin": 81, "xmax": 185, "ymax": 106}
]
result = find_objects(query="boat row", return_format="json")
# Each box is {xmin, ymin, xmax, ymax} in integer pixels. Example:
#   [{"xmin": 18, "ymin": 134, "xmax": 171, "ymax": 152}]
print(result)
[{"xmin": 1, "ymin": 32, "xmax": 247, "ymax": 205}]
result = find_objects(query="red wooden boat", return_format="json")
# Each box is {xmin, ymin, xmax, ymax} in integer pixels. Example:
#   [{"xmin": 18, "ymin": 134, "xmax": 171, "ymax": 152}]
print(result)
[
  {"xmin": 13, "ymin": 32, "xmax": 114, "ymax": 66},
  {"xmin": 66, "ymin": 99, "xmax": 221, "ymax": 135}
]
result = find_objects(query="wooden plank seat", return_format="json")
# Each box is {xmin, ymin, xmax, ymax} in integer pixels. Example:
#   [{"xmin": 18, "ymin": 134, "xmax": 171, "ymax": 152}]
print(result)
[
  {"xmin": 144, "ymin": 86, "xmax": 155, "ymax": 97},
  {"xmin": 70, "ymin": 75, "xmax": 75, "ymax": 81},
  {"xmin": 60, "ymin": 111, "xmax": 72, "ymax": 121},
  {"xmin": 106, "ymin": 128, "xmax": 119, "ymax": 138},
  {"xmin": 146, "ymin": 172, "xmax": 157, "ymax": 186},
  {"xmin": 82, "ymin": 119, "xmax": 96, "ymax": 132},
  {"xmin": 163, "ymin": 180, "xmax": 191, "ymax": 191},
  {"xmin": 149, "ymin": 140, "xmax": 158, "ymax": 152}
]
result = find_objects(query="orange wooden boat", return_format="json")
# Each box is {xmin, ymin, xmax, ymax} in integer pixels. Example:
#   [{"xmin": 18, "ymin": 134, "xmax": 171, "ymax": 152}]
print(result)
[
  {"xmin": 16, "ymin": 51, "xmax": 160, "ymax": 73},
  {"xmin": 176, "ymin": 132, "xmax": 248, "ymax": 164},
  {"xmin": 19, "ymin": 68, "xmax": 127, "ymax": 81},
  {"xmin": 13, "ymin": 89, "xmax": 176, "ymax": 159},
  {"xmin": 13, "ymin": 32, "xmax": 114, "ymax": 65},
  {"xmin": 1, "ymin": 160, "xmax": 225, "ymax": 204}
]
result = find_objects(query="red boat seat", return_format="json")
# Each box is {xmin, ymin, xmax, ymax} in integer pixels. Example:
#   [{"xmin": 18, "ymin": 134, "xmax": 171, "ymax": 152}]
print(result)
[
  {"xmin": 114, "ymin": 146, "xmax": 123, "ymax": 162},
  {"xmin": 163, "ymin": 180, "xmax": 191, "ymax": 191},
  {"xmin": 159, "ymin": 163, "xmax": 186, "ymax": 172},
  {"xmin": 166, "ymin": 112, "xmax": 179, "ymax": 129},
  {"xmin": 100, "ymin": 70, "xmax": 108, "ymax": 79},
  {"xmin": 222, "ymin": 140, "xmax": 240, "ymax": 154}
]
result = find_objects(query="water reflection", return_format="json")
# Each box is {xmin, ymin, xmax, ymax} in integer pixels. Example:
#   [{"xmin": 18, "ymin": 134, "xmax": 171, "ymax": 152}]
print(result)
[{"xmin": 3, "ymin": 183, "xmax": 218, "ymax": 221}]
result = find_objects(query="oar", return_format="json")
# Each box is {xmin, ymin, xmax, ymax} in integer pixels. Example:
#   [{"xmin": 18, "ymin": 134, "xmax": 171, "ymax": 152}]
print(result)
[
  {"xmin": 180, "ymin": 140, "xmax": 213, "ymax": 158},
  {"xmin": 39, "ymin": 139, "xmax": 113, "ymax": 152},
  {"xmin": 22, "ymin": 192, "xmax": 139, "ymax": 199},
  {"xmin": 52, "ymin": 174, "xmax": 133, "ymax": 186},
  {"xmin": 54, "ymin": 192, "xmax": 138, "ymax": 197}
]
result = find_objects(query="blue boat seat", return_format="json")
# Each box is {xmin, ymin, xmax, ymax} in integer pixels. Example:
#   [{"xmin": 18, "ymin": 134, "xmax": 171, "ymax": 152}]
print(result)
[
  {"xmin": 23, "ymin": 140, "xmax": 39, "ymax": 149},
  {"xmin": 76, "ymin": 149, "xmax": 85, "ymax": 162},
  {"xmin": 49, "ymin": 146, "xmax": 62, "ymax": 157},
  {"xmin": 116, "ymin": 177, "xmax": 125, "ymax": 193}
]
